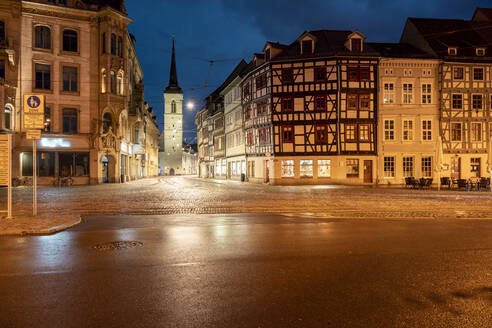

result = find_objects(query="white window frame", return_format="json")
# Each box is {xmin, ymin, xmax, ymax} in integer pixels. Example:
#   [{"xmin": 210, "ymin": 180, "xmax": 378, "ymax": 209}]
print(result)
[
  {"xmin": 421, "ymin": 83, "xmax": 431, "ymax": 104},
  {"xmin": 383, "ymin": 156, "xmax": 395, "ymax": 178},
  {"xmin": 402, "ymin": 119, "xmax": 414, "ymax": 141},
  {"xmin": 403, "ymin": 83, "xmax": 413, "ymax": 104},
  {"xmin": 421, "ymin": 157, "xmax": 432, "ymax": 178},
  {"xmin": 402, "ymin": 156, "xmax": 414, "ymax": 177},
  {"xmin": 383, "ymin": 83, "xmax": 394, "ymax": 104},
  {"xmin": 384, "ymin": 119, "xmax": 395, "ymax": 141},
  {"xmin": 422, "ymin": 120, "xmax": 432, "ymax": 141}
]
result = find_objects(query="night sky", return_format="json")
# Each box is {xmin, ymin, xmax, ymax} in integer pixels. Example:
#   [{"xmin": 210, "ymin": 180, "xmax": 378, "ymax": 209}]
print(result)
[{"xmin": 125, "ymin": 0, "xmax": 492, "ymax": 142}]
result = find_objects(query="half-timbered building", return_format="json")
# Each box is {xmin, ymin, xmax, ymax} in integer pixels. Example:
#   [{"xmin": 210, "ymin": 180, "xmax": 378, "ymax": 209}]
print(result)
[
  {"xmin": 266, "ymin": 30, "xmax": 379, "ymax": 185},
  {"xmin": 402, "ymin": 10, "xmax": 492, "ymax": 180}
]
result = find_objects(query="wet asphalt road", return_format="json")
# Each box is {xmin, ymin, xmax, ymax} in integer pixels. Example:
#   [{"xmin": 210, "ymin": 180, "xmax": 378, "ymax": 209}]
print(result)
[{"xmin": 0, "ymin": 214, "xmax": 492, "ymax": 327}]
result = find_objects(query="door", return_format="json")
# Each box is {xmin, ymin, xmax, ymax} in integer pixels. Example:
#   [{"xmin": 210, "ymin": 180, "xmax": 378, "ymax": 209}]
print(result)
[
  {"xmin": 102, "ymin": 156, "xmax": 109, "ymax": 183},
  {"xmin": 451, "ymin": 157, "xmax": 461, "ymax": 180},
  {"xmin": 363, "ymin": 160, "xmax": 372, "ymax": 183},
  {"xmin": 265, "ymin": 160, "xmax": 270, "ymax": 183}
]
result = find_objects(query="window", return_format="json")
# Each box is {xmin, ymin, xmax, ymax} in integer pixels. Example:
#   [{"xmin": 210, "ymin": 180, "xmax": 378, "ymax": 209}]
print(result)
[
  {"xmin": 34, "ymin": 26, "xmax": 51, "ymax": 49},
  {"xmin": 282, "ymin": 68, "xmax": 293, "ymax": 84},
  {"xmin": 347, "ymin": 66, "xmax": 358, "ymax": 81},
  {"xmin": 471, "ymin": 122, "xmax": 482, "ymax": 142},
  {"xmin": 383, "ymin": 83, "xmax": 394, "ymax": 104},
  {"xmin": 3, "ymin": 105, "xmax": 11, "ymax": 130},
  {"xmin": 102, "ymin": 33, "xmax": 106, "ymax": 53},
  {"xmin": 258, "ymin": 127, "xmax": 270, "ymax": 145},
  {"xmin": 257, "ymin": 101, "xmax": 268, "ymax": 115},
  {"xmin": 452, "ymin": 94, "xmax": 463, "ymax": 109},
  {"xmin": 358, "ymin": 124, "xmax": 370, "ymax": 142},
  {"xmin": 171, "ymin": 101, "xmax": 176, "ymax": 113},
  {"xmin": 245, "ymin": 107, "xmax": 251, "ymax": 120},
  {"xmin": 110, "ymin": 71, "xmax": 116, "ymax": 94},
  {"xmin": 246, "ymin": 130, "xmax": 253, "ymax": 146},
  {"xmin": 476, "ymin": 48, "xmax": 485, "ymax": 56},
  {"xmin": 117, "ymin": 36, "xmax": 122, "ymax": 57},
  {"xmin": 359, "ymin": 67, "xmax": 370, "ymax": 81},
  {"xmin": 448, "ymin": 47, "xmax": 457, "ymax": 55},
  {"xmin": 117, "ymin": 71, "xmax": 123, "ymax": 95},
  {"xmin": 347, "ymin": 94, "xmax": 358, "ymax": 110},
  {"xmin": 282, "ymin": 97, "xmax": 294, "ymax": 112},
  {"xmin": 282, "ymin": 126, "xmax": 294, "ymax": 143},
  {"xmin": 384, "ymin": 120, "xmax": 394, "ymax": 141},
  {"xmin": 59, "ymin": 152, "xmax": 89, "ymax": 177},
  {"xmin": 62, "ymin": 30, "xmax": 78, "ymax": 52},
  {"xmin": 315, "ymin": 125, "xmax": 327, "ymax": 143},
  {"xmin": 111, "ymin": 33, "xmax": 116, "ymax": 55},
  {"xmin": 359, "ymin": 95, "xmax": 370, "ymax": 110},
  {"xmin": 35, "ymin": 63, "xmax": 51, "ymax": 90},
  {"xmin": 472, "ymin": 94, "xmax": 482, "ymax": 111},
  {"xmin": 300, "ymin": 160, "xmax": 313, "ymax": 177},
  {"xmin": 403, "ymin": 83, "xmax": 413, "ymax": 104},
  {"xmin": 315, "ymin": 95, "xmax": 326, "ymax": 111},
  {"xmin": 346, "ymin": 159, "xmax": 359, "ymax": 178},
  {"xmin": 101, "ymin": 69, "xmax": 106, "ymax": 93},
  {"xmin": 421, "ymin": 157, "xmax": 432, "ymax": 178},
  {"xmin": 345, "ymin": 124, "xmax": 356, "ymax": 141},
  {"xmin": 471, "ymin": 158, "xmax": 481, "ymax": 177},
  {"xmin": 0, "ymin": 60, "xmax": 4, "ymax": 79},
  {"xmin": 302, "ymin": 40, "xmax": 312, "ymax": 54},
  {"xmin": 255, "ymin": 73, "xmax": 266, "ymax": 90},
  {"xmin": 404, "ymin": 69, "xmax": 412, "ymax": 77},
  {"xmin": 473, "ymin": 68, "xmax": 484, "ymax": 81},
  {"xmin": 44, "ymin": 106, "xmax": 51, "ymax": 132},
  {"xmin": 402, "ymin": 120, "xmax": 413, "ymax": 141},
  {"xmin": 21, "ymin": 152, "xmax": 55, "ymax": 177},
  {"xmin": 422, "ymin": 84, "xmax": 431, "ymax": 104},
  {"xmin": 351, "ymin": 38, "xmax": 361, "ymax": 52},
  {"xmin": 348, "ymin": 66, "xmax": 370, "ymax": 82},
  {"xmin": 318, "ymin": 160, "xmax": 331, "ymax": 178},
  {"xmin": 242, "ymin": 84, "xmax": 250, "ymax": 98},
  {"xmin": 384, "ymin": 157, "xmax": 395, "ymax": 177},
  {"xmin": 102, "ymin": 112, "xmax": 112, "ymax": 133},
  {"xmin": 314, "ymin": 67, "xmax": 326, "ymax": 82},
  {"xmin": 281, "ymin": 160, "xmax": 294, "ymax": 177},
  {"xmin": 451, "ymin": 123, "xmax": 462, "ymax": 141},
  {"xmin": 453, "ymin": 67, "xmax": 464, "ymax": 80},
  {"xmin": 402, "ymin": 157, "xmax": 414, "ymax": 177},
  {"xmin": 0, "ymin": 21, "xmax": 5, "ymax": 46},
  {"xmin": 62, "ymin": 108, "xmax": 78, "ymax": 133},
  {"xmin": 422, "ymin": 120, "xmax": 432, "ymax": 141},
  {"xmin": 62, "ymin": 66, "xmax": 78, "ymax": 92}
]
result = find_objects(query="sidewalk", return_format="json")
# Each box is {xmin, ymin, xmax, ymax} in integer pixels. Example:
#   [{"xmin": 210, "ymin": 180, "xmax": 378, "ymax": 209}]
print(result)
[{"xmin": 0, "ymin": 214, "xmax": 81, "ymax": 236}]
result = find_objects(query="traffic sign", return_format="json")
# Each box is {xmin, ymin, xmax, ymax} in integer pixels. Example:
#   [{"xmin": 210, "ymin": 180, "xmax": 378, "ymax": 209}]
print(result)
[
  {"xmin": 23, "ymin": 94, "xmax": 45, "ymax": 130},
  {"xmin": 0, "ymin": 135, "xmax": 9, "ymax": 186},
  {"xmin": 26, "ymin": 130, "xmax": 41, "ymax": 140}
]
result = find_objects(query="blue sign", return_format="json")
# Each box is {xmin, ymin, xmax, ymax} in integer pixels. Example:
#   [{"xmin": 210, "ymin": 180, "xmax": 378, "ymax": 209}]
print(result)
[{"xmin": 27, "ymin": 96, "xmax": 41, "ymax": 109}]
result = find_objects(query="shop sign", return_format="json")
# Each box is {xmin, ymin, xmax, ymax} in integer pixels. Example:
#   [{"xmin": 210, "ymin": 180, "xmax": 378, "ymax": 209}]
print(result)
[{"xmin": 39, "ymin": 138, "xmax": 71, "ymax": 148}]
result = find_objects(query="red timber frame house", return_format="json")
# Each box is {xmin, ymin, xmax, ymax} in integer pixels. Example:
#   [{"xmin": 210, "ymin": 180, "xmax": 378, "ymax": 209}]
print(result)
[{"xmin": 242, "ymin": 30, "xmax": 379, "ymax": 185}]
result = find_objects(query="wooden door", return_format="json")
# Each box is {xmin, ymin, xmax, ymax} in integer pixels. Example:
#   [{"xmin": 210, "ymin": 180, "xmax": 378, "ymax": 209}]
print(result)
[
  {"xmin": 363, "ymin": 160, "xmax": 372, "ymax": 183},
  {"xmin": 451, "ymin": 157, "xmax": 461, "ymax": 180}
]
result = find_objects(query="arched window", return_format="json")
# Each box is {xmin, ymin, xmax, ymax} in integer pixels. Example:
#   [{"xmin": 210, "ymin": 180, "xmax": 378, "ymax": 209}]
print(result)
[
  {"xmin": 35, "ymin": 26, "xmax": 51, "ymax": 49},
  {"xmin": 3, "ymin": 104, "xmax": 12, "ymax": 130},
  {"xmin": 0, "ymin": 21, "xmax": 5, "ymax": 46},
  {"xmin": 171, "ymin": 101, "xmax": 176, "ymax": 113},
  {"xmin": 110, "ymin": 71, "xmax": 116, "ymax": 94},
  {"xmin": 101, "ymin": 69, "xmax": 106, "ymax": 93},
  {"xmin": 102, "ymin": 112, "xmax": 113, "ymax": 133},
  {"xmin": 117, "ymin": 71, "xmax": 124, "ymax": 95},
  {"xmin": 63, "ymin": 29, "xmax": 78, "ymax": 52},
  {"xmin": 110, "ymin": 33, "xmax": 116, "ymax": 55}
]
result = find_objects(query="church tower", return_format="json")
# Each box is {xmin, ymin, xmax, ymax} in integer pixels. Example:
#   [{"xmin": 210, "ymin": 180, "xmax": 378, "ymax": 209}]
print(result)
[{"xmin": 159, "ymin": 39, "xmax": 183, "ymax": 175}]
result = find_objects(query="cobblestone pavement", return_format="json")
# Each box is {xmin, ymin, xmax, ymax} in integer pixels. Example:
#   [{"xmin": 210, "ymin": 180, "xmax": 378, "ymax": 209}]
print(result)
[{"xmin": 1, "ymin": 176, "xmax": 492, "ymax": 219}]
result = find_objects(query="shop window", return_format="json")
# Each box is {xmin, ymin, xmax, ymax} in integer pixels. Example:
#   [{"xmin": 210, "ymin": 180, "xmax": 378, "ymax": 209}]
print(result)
[
  {"xmin": 21, "ymin": 152, "xmax": 55, "ymax": 177},
  {"xmin": 62, "ymin": 29, "xmax": 78, "ymax": 52},
  {"xmin": 62, "ymin": 108, "xmax": 78, "ymax": 133},
  {"xmin": 35, "ymin": 26, "xmax": 51, "ymax": 49},
  {"xmin": 300, "ymin": 160, "xmax": 313, "ymax": 177},
  {"xmin": 346, "ymin": 159, "xmax": 359, "ymax": 178},
  {"xmin": 281, "ymin": 160, "xmax": 294, "ymax": 177},
  {"xmin": 101, "ymin": 69, "xmax": 106, "ymax": 93},
  {"xmin": 471, "ymin": 158, "xmax": 481, "ymax": 177},
  {"xmin": 317, "ymin": 159, "xmax": 331, "ymax": 178}
]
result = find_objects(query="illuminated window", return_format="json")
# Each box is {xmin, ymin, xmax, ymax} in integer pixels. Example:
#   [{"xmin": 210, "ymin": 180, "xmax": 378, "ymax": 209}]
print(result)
[
  {"xmin": 347, "ymin": 94, "xmax": 358, "ymax": 110},
  {"xmin": 317, "ymin": 160, "xmax": 331, "ymax": 178},
  {"xmin": 403, "ymin": 83, "xmax": 413, "ymax": 104},
  {"xmin": 471, "ymin": 158, "xmax": 481, "ymax": 177},
  {"xmin": 346, "ymin": 159, "xmax": 359, "ymax": 178},
  {"xmin": 383, "ymin": 83, "xmax": 394, "ymax": 104},
  {"xmin": 117, "ymin": 71, "xmax": 123, "ymax": 95},
  {"xmin": 358, "ymin": 124, "xmax": 370, "ymax": 142},
  {"xmin": 300, "ymin": 160, "xmax": 313, "ymax": 177},
  {"xmin": 281, "ymin": 160, "xmax": 294, "ymax": 177},
  {"xmin": 345, "ymin": 124, "xmax": 356, "ymax": 141},
  {"xmin": 101, "ymin": 69, "xmax": 106, "ymax": 93}
]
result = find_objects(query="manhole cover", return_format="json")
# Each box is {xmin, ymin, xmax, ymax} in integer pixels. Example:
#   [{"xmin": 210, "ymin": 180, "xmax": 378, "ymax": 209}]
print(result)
[{"xmin": 92, "ymin": 241, "xmax": 143, "ymax": 251}]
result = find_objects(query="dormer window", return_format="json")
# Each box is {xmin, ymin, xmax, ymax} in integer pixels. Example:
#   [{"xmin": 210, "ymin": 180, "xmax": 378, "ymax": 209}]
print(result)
[
  {"xmin": 448, "ymin": 47, "xmax": 457, "ymax": 55},
  {"xmin": 476, "ymin": 48, "xmax": 486, "ymax": 56},
  {"xmin": 351, "ymin": 39, "xmax": 361, "ymax": 52},
  {"xmin": 302, "ymin": 40, "xmax": 312, "ymax": 55}
]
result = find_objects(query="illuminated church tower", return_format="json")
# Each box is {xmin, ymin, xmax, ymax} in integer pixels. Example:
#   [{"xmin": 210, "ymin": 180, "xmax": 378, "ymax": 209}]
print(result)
[{"xmin": 159, "ymin": 39, "xmax": 183, "ymax": 175}]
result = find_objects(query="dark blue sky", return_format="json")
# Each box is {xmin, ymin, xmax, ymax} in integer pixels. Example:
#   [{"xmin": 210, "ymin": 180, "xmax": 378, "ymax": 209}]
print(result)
[{"xmin": 125, "ymin": 0, "xmax": 491, "ymax": 142}]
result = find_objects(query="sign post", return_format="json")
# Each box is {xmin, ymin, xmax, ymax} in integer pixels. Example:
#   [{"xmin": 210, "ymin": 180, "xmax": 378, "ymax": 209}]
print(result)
[
  {"xmin": 0, "ymin": 134, "xmax": 12, "ymax": 219},
  {"xmin": 23, "ymin": 95, "xmax": 45, "ymax": 217}
]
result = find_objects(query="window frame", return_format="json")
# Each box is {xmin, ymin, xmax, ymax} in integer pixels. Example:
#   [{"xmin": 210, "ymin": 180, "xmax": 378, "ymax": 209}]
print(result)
[
  {"xmin": 421, "ymin": 83, "xmax": 431, "ymax": 104},
  {"xmin": 314, "ymin": 94, "xmax": 326, "ymax": 111},
  {"xmin": 453, "ymin": 66, "xmax": 464, "ymax": 80},
  {"xmin": 281, "ymin": 125, "xmax": 294, "ymax": 143},
  {"xmin": 422, "ymin": 119, "xmax": 432, "ymax": 141},
  {"xmin": 383, "ymin": 119, "xmax": 395, "ymax": 141},
  {"xmin": 314, "ymin": 124, "xmax": 328, "ymax": 144},
  {"xmin": 383, "ymin": 156, "xmax": 395, "ymax": 178},
  {"xmin": 402, "ymin": 119, "xmax": 414, "ymax": 141},
  {"xmin": 62, "ymin": 108, "xmax": 78, "ymax": 134},
  {"xmin": 281, "ymin": 68, "xmax": 293, "ymax": 84},
  {"xmin": 281, "ymin": 96, "xmax": 294, "ymax": 112},
  {"xmin": 450, "ymin": 122, "xmax": 462, "ymax": 142},
  {"xmin": 358, "ymin": 124, "xmax": 371, "ymax": 142},
  {"xmin": 281, "ymin": 160, "xmax": 295, "ymax": 178},
  {"xmin": 473, "ymin": 67, "xmax": 484, "ymax": 81},
  {"xmin": 345, "ymin": 123, "xmax": 357, "ymax": 142},
  {"xmin": 33, "ymin": 62, "xmax": 52, "ymax": 92},
  {"xmin": 452, "ymin": 94, "xmax": 463, "ymax": 110},
  {"xmin": 61, "ymin": 64, "xmax": 79, "ymax": 94},
  {"xmin": 383, "ymin": 82, "xmax": 394, "ymax": 104},
  {"xmin": 402, "ymin": 83, "xmax": 413, "ymax": 104},
  {"xmin": 33, "ymin": 25, "xmax": 51, "ymax": 51},
  {"xmin": 314, "ymin": 67, "xmax": 326, "ymax": 82},
  {"xmin": 61, "ymin": 28, "xmax": 79, "ymax": 54}
]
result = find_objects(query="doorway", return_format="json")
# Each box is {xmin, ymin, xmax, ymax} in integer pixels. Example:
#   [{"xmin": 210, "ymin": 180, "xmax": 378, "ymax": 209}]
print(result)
[
  {"xmin": 102, "ymin": 156, "xmax": 109, "ymax": 183},
  {"xmin": 264, "ymin": 160, "xmax": 270, "ymax": 183},
  {"xmin": 451, "ymin": 157, "xmax": 461, "ymax": 180},
  {"xmin": 169, "ymin": 168, "xmax": 175, "ymax": 176},
  {"xmin": 363, "ymin": 160, "xmax": 373, "ymax": 183}
]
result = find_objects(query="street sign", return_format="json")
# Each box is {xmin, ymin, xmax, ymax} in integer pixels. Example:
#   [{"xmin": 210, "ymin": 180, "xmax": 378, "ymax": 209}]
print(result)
[
  {"xmin": 26, "ymin": 129, "xmax": 41, "ymax": 140},
  {"xmin": 23, "ymin": 94, "xmax": 45, "ymax": 130},
  {"xmin": 0, "ymin": 135, "xmax": 9, "ymax": 186}
]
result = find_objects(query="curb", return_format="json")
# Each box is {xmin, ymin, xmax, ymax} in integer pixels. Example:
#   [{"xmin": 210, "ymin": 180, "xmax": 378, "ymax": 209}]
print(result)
[{"xmin": 0, "ymin": 215, "xmax": 82, "ymax": 236}]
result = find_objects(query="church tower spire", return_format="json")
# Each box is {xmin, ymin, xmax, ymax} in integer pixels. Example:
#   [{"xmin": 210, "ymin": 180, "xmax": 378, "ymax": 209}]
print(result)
[{"xmin": 165, "ymin": 38, "xmax": 182, "ymax": 94}]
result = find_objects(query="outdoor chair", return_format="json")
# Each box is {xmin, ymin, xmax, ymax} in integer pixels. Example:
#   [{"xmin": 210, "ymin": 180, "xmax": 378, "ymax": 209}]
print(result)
[
  {"xmin": 440, "ymin": 177, "xmax": 451, "ymax": 189},
  {"xmin": 457, "ymin": 179, "xmax": 469, "ymax": 191},
  {"xmin": 479, "ymin": 177, "xmax": 490, "ymax": 192},
  {"xmin": 405, "ymin": 177, "xmax": 418, "ymax": 189},
  {"xmin": 419, "ymin": 178, "xmax": 432, "ymax": 190}
]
